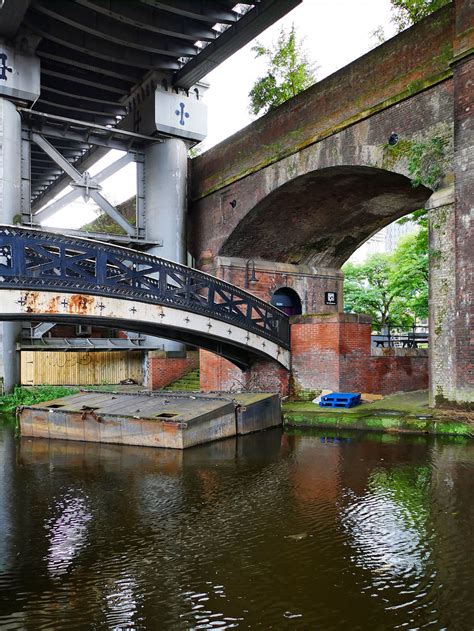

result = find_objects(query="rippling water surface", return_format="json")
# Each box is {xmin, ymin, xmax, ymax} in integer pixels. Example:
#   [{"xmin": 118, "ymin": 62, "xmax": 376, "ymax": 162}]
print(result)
[{"xmin": 1, "ymin": 416, "xmax": 474, "ymax": 630}]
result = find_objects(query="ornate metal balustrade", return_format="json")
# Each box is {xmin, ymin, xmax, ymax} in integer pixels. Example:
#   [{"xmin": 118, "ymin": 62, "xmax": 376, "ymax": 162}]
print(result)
[{"xmin": 0, "ymin": 226, "xmax": 290, "ymax": 349}]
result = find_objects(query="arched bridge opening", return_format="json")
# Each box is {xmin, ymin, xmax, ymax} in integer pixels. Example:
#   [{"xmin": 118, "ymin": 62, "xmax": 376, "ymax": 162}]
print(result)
[
  {"xmin": 219, "ymin": 166, "xmax": 432, "ymax": 267},
  {"xmin": 0, "ymin": 226, "xmax": 290, "ymax": 370}
]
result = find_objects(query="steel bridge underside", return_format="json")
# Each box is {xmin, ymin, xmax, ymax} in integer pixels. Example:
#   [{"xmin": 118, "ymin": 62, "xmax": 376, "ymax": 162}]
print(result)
[{"xmin": 0, "ymin": 0, "xmax": 300, "ymax": 210}]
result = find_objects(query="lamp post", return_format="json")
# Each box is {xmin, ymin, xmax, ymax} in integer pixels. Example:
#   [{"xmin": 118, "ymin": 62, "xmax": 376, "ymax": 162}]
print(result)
[{"xmin": 245, "ymin": 259, "xmax": 258, "ymax": 289}]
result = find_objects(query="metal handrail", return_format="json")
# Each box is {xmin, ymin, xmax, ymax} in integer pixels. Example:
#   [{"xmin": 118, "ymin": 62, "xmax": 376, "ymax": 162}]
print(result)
[{"xmin": 0, "ymin": 225, "xmax": 290, "ymax": 349}]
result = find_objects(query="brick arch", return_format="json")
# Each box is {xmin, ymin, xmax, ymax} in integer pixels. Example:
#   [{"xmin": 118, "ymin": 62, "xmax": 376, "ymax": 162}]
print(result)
[{"xmin": 218, "ymin": 165, "xmax": 431, "ymax": 267}]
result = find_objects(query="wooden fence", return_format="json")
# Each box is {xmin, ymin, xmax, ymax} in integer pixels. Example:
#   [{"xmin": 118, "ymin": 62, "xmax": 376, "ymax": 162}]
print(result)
[{"xmin": 21, "ymin": 351, "xmax": 144, "ymax": 386}]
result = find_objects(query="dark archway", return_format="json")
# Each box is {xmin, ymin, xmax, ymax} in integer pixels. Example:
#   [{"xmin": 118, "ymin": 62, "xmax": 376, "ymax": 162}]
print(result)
[
  {"xmin": 219, "ymin": 166, "xmax": 432, "ymax": 267},
  {"xmin": 271, "ymin": 287, "xmax": 302, "ymax": 316}
]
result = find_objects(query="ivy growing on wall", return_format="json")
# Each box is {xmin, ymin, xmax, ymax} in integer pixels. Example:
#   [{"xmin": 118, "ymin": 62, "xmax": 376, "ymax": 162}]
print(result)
[{"xmin": 383, "ymin": 134, "xmax": 450, "ymax": 190}]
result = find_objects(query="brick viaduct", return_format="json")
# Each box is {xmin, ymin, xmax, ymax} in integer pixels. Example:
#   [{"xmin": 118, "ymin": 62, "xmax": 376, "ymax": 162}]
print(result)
[{"xmin": 188, "ymin": 2, "xmax": 473, "ymax": 406}]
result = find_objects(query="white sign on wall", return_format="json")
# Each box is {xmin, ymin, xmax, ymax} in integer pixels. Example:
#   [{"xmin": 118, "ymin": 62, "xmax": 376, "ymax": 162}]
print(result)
[
  {"xmin": 0, "ymin": 41, "xmax": 40, "ymax": 102},
  {"xmin": 155, "ymin": 90, "xmax": 207, "ymax": 142}
]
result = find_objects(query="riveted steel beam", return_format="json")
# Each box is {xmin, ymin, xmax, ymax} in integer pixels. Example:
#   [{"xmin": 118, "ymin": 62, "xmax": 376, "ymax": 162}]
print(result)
[
  {"xmin": 140, "ymin": 0, "xmax": 238, "ymax": 25},
  {"xmin": 41, "ymin": 67, "xmax": 131, "ymax": 96},
  {"xmin": 173, "ymin": 0, "xmax": 302, "ymax": 89},
  {"xmin": 38, "ymin": 45, "xmax": 141, "ymax": 83},
  {"xmin": 0, "ymin": 0, "xmax": 31, "ymax": 39},
  {"xmin": 34, "ymin": 1, "xmax": 198, "ymax": 58},
  {"xmin": 76, "ymin": 0, "xmax": 218, "ymax": 42},
  {"xmin": 25, "ymin": 12, "xmax": 183, "ymax": 70}
]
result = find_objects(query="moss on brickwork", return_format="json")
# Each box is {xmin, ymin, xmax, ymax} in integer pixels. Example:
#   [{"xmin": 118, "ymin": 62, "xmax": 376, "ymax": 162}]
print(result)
[
  {"xmin": 195, "ymin": 70, "xmax": 453, "ymax": 200},
  {"xmin": 382, "ymin": 131, "xmax": 451, "ymax": 189}
]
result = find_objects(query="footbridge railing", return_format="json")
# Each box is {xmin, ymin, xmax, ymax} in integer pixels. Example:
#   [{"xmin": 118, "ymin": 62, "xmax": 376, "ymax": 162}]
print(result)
[{"xmin": 0, "ymin": 226, "xmax": 290, "ymax": 366}]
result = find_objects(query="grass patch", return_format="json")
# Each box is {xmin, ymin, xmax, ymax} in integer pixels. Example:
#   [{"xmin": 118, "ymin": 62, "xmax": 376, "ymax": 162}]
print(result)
[{"xmin": 0, "ymin": 385, "xmax": 79, "ymax": 412}]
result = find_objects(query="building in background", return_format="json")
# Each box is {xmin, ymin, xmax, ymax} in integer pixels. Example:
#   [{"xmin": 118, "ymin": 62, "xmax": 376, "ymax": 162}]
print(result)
[{"xmin": 348, "ymin": 217, "xmax": 418, "ymax": 264}]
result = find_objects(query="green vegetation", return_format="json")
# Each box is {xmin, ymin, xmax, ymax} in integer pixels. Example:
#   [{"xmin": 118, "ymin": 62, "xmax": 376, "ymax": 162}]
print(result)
[
  {"xmin": 283, "ymin": 391, "xmax": 474, "ymax": 437},
  {"xmin": 371, "ymin": 0, "xmax": 450, "ymax": 44},
  {"xmin": 391, "ymin": 0, "xmax": 450, "ymax": 31},
  {"xmin": 383, "ymin": 135, "xmax": 450, "ymax": 190},
  {"xmin": 343, "ymin": 221, "xmax": 428, "ymax": 331},
  {"xmin": 80, "ymin": 197, "xmax": 136, "ymax": 236},
  {"xmin": 249, "ymin": 25, "xmax": 315, "ymax": 117},
  {"xmin": 0, "ymin": 385, "xmax": 79, "ymax": 412}
]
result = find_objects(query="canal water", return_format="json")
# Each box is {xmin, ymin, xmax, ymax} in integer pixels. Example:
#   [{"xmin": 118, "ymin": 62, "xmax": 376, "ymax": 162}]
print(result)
[{"xmin": 1, "ymin": 415, "xmax": 474, "ymax": 630}]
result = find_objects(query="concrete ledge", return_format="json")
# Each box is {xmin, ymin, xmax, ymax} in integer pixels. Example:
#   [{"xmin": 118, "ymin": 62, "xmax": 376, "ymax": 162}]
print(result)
[
  {"xmin": 371, "ymin": 347, "xmax": 428, "ymax": 357},
  {"xmin": 283, "ymin": 391, "xmax": 474, "ymax": 438}
]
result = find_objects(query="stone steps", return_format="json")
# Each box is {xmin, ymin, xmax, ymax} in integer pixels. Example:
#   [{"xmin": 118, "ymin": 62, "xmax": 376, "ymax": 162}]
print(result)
[{"xmin": 163, "ymin": 368, "xmax": 201, "ymax": 391}]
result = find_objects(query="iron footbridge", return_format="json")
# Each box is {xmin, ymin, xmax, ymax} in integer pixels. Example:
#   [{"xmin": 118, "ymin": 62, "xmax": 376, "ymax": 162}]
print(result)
[{"xmin": 0, "ymin": 226, "xmax": 290, "ymax": 369}]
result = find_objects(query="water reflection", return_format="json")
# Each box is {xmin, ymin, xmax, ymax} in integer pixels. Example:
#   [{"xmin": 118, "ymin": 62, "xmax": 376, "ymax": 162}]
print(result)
[
  {"xmin": 103, "ymin": 574, "xmax": 141, "ymax": 630},
  {"xmin": 45, "ymin": 493, "xmax": 92, "ymax": 578},
  {"xmin": 1, "ymin": 420, "xmax": 473, "ymax": 630},
  {"xmin": 341, "ymin": 467, "xmax": 430, "ymax": 580}
]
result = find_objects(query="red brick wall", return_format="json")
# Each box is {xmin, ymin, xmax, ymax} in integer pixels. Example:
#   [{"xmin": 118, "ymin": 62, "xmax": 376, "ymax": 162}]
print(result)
[
  {"xmin": 340, "ymin": 355, "xmax": 428, "ymax": 394},
  {"xmin": 290, "ymin": 314, "xmax": 371, "ymax": 393},
  {"xmin": 453, "ymin": 52, "xmax": 473, "ymax": 404},
  {"xmin": 200, "ymin": 315, "xmax": 428, "ymax": 398},
  {"xmin": 147, "ymin": 352, "xmax": 199, "ymax": 390},
  {"xmin": 199, "ymin": 349, "xmax": 243, "ymax": 392},
  {"xmin": 203, "ymin": 257, "xmax": 343, "ymax": 314},
  {"xmin": 191, "ymin": 5, "xmax": 452, "ymax": 199},
  {"xmin": 291, "ymin": 314, "xmax": 428, "ymax": 396},
  {"xmin": 200, "ymin": 349, "xmax": 290, "ymax": 395}
]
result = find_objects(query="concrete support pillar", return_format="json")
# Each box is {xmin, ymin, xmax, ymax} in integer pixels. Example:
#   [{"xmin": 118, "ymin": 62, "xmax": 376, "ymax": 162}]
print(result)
[
  {"xmin": 144, "ymin": 138, "xmax": 188, "ymax": 353},
  {"xmin": 0, "ymin": 97, "xmax": 22, "ymax": 392},
  {"xmin": 145, "ymin": 138, "xmax": 187, "ymax": 263}
]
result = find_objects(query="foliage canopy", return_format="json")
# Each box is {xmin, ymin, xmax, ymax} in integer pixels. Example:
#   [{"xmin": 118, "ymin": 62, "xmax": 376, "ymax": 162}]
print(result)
[
  {"xmin": 248, "ymin": 25, "xmax": 315, "ymax": 117},
  {"xmin": 343, "ymin": 223, "xmax": 428, "ymax": 331},
  {"xmin": 390, "ymin": 0, "xmax": 450, "ymax": 31}
]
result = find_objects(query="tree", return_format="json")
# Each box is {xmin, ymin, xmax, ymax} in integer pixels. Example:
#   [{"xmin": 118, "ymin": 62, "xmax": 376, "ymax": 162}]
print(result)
[
  {"xmin": 391, "ymin": 0, "xmax": 450, "ymax": 31},
  {"xmin": 248, "ymin": 25, "xmax": 315, "ymax": 117},
  {"xmin": 390, "ymin": 226, "xmax": 429, "ymax": 323},
  {"xmin": 371, "ymin": 0, "xmax": 450, "ymax": 44},
  {"xmin": 343, "ymin": 254, "xmax": 398, "ymax": 331},
  {"xmin": 343, "ymin": 226, "xmax": 429, "ymax": 331}
]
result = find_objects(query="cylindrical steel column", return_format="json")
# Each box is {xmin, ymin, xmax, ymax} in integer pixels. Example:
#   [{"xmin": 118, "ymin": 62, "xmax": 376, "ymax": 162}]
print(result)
[
  {"xmin": 144, "ymin": 138, "xmax": 188, "ymax": 353},
  {"xmin": 0, "ymin": 97, "xmax": 22, "ymax": 392}
]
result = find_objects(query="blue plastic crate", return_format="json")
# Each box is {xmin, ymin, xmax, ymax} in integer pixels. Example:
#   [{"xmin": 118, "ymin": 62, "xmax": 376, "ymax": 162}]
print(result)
[{"xmin": 319, "ymin": 392, "xmax": 361, "ymax": 408}]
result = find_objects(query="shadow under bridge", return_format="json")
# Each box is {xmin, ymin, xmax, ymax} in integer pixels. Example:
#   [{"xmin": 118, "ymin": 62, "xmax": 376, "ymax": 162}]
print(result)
[{"xmin": 0, "ymin": 226, "xmax": 290, "ymax": 370}]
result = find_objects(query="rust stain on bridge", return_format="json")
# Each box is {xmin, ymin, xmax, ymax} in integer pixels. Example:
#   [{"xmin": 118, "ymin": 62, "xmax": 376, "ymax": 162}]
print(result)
[
  {"xmin": 23, "ymin": 291, "xmax": 40, "ymax": 314},
  {"xmin": 46, "ymin": 295, "xmax": 61, "ymax": 313},
  {"xmin": 21, "ymin": 292, "xmax": 96, "ymax": 315},
  {"xmin": 68, "ymin": 294, "xmax": 95, "ymax": 315}
]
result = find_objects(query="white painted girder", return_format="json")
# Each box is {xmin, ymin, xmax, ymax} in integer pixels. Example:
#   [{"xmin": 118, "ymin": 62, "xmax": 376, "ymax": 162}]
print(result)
[{"xmin": 0, "ymin": 289, "xmax": 291, "ymax": 369}]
